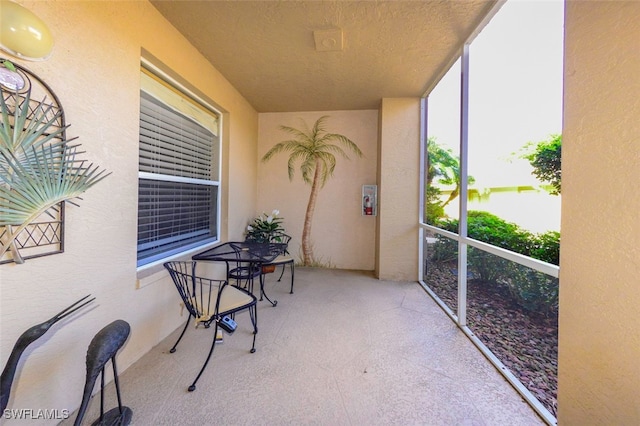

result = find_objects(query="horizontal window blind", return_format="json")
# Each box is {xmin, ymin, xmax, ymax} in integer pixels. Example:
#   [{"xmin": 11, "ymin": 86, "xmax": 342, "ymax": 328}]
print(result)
[
  {"xmin": 140, "ymin": 92, "xmax": 213, "ymax": 179},
  {"xmin": 137, "ymin": 68, "xmax": 220, "ymax": 267},
  {"xmin": 137, "ymin": 180, "xmax": 217, "ymax": 264}
]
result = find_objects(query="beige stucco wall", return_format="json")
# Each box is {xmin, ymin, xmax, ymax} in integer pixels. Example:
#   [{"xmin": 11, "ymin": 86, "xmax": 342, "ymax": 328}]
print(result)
[
  {"xmin": 376, "ymin": 98, "xmax": 420, "ymax": 281},
  {"xmin": 257, "ymin": 111, "xmax": 378, "ymax": 270},
  {"xmin": 559, "ymin": 1, "xmax": 640, "ymax": 423},
  {"xmin": 0, "ymin": 1, "xmax": 258, "ymax": 421}
]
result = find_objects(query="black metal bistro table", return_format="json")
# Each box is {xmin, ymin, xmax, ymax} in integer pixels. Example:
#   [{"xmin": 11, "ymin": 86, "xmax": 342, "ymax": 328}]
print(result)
[{"xmin": 192, "ymin": 241, "xmax": 286, "ymax": 307}]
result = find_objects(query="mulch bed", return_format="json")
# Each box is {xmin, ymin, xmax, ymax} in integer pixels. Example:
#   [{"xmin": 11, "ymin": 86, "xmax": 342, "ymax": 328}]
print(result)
[{"xmin": 425, "ymin": 263, "xmax": 558, "ymax": 417}]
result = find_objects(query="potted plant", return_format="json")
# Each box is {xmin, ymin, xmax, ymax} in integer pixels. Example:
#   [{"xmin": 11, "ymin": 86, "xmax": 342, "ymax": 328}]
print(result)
[
  {"xmin": 245, "ymin": 209, "xmax": 285, "ymax": 243},
  {"xmin": 245, "ymin": 210, "xmax": 285, "ymax": 273}
]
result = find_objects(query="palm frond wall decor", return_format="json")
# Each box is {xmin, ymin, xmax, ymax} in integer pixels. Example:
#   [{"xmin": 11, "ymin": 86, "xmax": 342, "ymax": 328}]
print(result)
[
  {"xmin": 262, "ymin": 115, "xmax": 363, "ymax": 266},
  {"xmin": 0, "ymin": 60, "xmax": 109, "ymax": 264}
]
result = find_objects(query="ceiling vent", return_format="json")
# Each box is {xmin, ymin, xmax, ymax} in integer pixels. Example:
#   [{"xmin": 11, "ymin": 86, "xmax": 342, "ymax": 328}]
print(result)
[{"xmin": 313, "ymin": 28, "xmax": 343, "ymax": 52}]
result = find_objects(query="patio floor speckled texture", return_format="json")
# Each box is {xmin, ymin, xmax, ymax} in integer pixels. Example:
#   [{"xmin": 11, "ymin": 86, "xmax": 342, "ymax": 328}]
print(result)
[{"xmin": 65, "ymin": 268, "xmax": 543, "ymax": 426}]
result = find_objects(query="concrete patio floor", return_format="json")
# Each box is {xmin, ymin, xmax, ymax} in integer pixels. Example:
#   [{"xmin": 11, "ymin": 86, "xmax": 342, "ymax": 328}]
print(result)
[{"xmin": 66, "ymin": 267, "xmax": 543, "ymax": 425}]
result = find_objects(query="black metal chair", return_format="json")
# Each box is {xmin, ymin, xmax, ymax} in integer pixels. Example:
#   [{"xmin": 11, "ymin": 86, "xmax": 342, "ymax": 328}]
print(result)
[
  {"xmin": 227, "ymin": 240, "xmax": 280, "ymax": 306},
  {"xmin": 164, "ymin": 261, "xmax": 258, "ymax": 392},
  {"xmin": 261, "ymin": 231, "xmax": 295, "ymax": 294},
  {"xmin": 227, "ymin": 262, "xmax": 262, "ymax": 295}
]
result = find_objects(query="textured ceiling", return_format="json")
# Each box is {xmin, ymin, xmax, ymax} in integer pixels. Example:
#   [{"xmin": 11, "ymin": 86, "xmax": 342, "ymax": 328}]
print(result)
[{"xmin": 151, "ymin": 1, "xmax": 496, "ymax": 112}]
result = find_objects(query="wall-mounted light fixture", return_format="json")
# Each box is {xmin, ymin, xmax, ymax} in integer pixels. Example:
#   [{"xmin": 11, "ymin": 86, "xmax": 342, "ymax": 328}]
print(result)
[{"xmin": 0, "ymin": 0, "xmax": 54, "ymax": 61}]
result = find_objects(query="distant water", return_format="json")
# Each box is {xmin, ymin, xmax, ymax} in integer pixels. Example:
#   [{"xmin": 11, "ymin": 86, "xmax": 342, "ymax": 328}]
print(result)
[{"xmin": 442, "ymin": 188, "xmax": 561, "ymax": 234}]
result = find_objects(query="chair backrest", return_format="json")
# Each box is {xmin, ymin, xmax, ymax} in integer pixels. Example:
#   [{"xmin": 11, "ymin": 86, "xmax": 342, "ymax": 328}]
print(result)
[
  {"xmin": 245, "ymin": 231, "xmax": 290, "ymax": 244},
  {"xmin": 269, "ymin": 231, "xmax": 291, "ymax": 245},
  {"xmin": 164, "ymin": 261, "xmax": 225, "ymax": 324},
  {"xmin": 270, "ymin": 232, "xmax": 291, "ymax": 257},
  {"xmin": 243, "ymin": 231, "xmax": 291, "ymax": 256}
]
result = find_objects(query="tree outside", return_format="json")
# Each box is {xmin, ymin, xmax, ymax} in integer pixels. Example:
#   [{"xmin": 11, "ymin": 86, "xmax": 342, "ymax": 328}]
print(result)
[
  {"xmin": 521, "ymin": 134, "xmax": 562, "ymax": 195},
  {"xmin": 426, "ymin": 137, "xmax": 474, "ymax": 223}
]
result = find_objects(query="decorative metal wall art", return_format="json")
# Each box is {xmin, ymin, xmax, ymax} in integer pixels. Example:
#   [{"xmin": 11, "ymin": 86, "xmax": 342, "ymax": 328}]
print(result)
[{"xmin": 0, "ymin": 59, "xmax": 109, "ymax": 264}]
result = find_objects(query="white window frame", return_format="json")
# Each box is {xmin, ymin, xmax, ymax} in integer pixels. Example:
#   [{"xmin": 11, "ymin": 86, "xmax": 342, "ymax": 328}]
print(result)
[{"xmin": 137, "ymin": 61, "xmax": 222, "ymax": 269}]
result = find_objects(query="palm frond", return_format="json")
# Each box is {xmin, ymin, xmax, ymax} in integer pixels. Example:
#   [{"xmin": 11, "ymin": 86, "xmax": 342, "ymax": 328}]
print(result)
[
  {"xmin": 310, "ymin": 115, "xmax": 329, "ymax": 141},
  {"xmin": 0, "ymin": 92, "xmax": 68, "ymax": 176},
  {"xmin": 286, "ymin": 150, "xmax": 307, "ymax": 182},
  {"xmin": 316, "ymin": 152, "xmax": 337, "ymax": 187},
  {"xmin": 0, "ymin": 145, "xmax": 109, "ymax": 227},
  {"xmin": 319, "ymin": 143, "xmax": 349, "ymax": 159},
  {"xmin": 277, "ymin": 126, "xmax": 312, "ymax": 146},
  {"xmin": 325, "ymin": 133, "xmax": 364, "ymax": 157},
  {"xmin": 0, "ymin": 87, "xmax": 110, "ymax": 261},
  {"xmin": 264, "ymin": 115, "xmax": 362, "ymax": 188},
  {"xmin": 300, "ymin": 157, "xmax": 315, "ymax": 185},
  {"xmin": 0, "ymin": 93, "xmax": 13, "ymax": 144},
  {"xmin": 1, "ymin": 91, "xmax": 66, "ymax": 152},
  {"xmin": 262, "ymin": 139, "xmax": 305, "ymax": 162}
]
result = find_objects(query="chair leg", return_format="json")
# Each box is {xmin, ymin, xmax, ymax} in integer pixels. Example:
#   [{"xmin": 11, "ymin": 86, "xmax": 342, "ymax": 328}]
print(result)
[
  {"xmin": 258, "ymin": 272, "xmax": 278, "ymax": 306},
  {"xmin": 249, "ymin": 305, "xmax": 258, "ymax": 335},
  {"xmin": 170, "ymin": 318, "xmax": 191, "ymax": 353},
  {"xmin": 188, "ymin": 322, "xmax": 220, "ymax": 392},
  {"xmin": 273, "ymin": 262, "xmax": 294, "ymax": 293},
  {"xmin": 277, "ymin": 264, "xmax": 286, "ymax": 282},
  {"xmin": 249, "ymin": 305, "xmax": 257, "ymax": 353},
  {"xmin": 289, "ymin": 263, "xmax": 294, "ymax": 294}
]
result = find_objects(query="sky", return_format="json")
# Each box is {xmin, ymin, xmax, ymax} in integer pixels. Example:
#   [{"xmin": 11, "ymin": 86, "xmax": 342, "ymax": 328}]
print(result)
[
  {"xmin": 428, "ymin": 0, "xmax": 564, "ymax": 189},
  {"xmin": 426, "ymin": 0, "xmax": 564, "ymax": 232}
]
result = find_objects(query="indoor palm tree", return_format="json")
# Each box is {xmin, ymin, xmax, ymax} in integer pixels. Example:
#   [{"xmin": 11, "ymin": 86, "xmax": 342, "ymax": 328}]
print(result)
[
  {"xmin": 262, "ymin": 115, "xmax": 362, "ymax": 266},
  {"xmin": 0, "ymin": 80, "xmax": 109, "ymax": 263}
]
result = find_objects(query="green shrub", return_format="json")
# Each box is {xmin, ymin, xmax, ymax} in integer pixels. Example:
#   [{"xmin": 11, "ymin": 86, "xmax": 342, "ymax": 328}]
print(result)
[
  {"xmin": 466, "ymin": 211, "xmax": 533, "ymax": 254},
  {"xmin": 431, "ymin": 217, "xmax": 457, "ymax": 262},
  {"xmin": 436, "ymin": 211, "xmax": 559, "ymax": 266},
  {"xmin": 431, "ymin": 211, "xmax": 560, "ymax": 314},
  {"xmin": 467, "ymin": 247, "xmax": 510, "ymax": 283},
  {"xmin": 431, "ymin": 234, "xmax": 457, "ymax": 263},
  {"xmin": 530, "ymin": 231, "xmax": 560, "ymax": 265},
  {"xmin": 425, "ymin": 186, "xmax": 446, "ymax": 224},
  {"xmin": 503, "ymin": 264, "xmax": 559, "ymax": 315}
]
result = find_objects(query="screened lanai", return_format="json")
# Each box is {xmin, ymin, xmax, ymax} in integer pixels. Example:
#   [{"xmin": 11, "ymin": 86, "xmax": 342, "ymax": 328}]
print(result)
[{"xmin": 2, "ymin": 2, "xmax": 639, "ymax": 426}]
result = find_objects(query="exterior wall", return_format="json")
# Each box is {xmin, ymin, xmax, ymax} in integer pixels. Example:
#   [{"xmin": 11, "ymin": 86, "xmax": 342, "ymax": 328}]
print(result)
[
  {"xmin": 257, "ymin": 111, "xmax": 378, "ymax": 270},
  {"xmin": 376, "ymin": 98, "xmax": 420, "ymax": 281},
  {"xmin": 0, "ymin": 1, "xmax": 258, "ymax": 421},
  {"xmin": 559, "ymin": 1, "xmax": 640, "ymax": 423}
]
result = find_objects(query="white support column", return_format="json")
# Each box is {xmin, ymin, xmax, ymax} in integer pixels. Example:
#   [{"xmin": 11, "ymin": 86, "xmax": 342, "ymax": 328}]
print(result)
[{"xmin": 457, "ymin": 43, "xmax": 470, "ymax": 326}]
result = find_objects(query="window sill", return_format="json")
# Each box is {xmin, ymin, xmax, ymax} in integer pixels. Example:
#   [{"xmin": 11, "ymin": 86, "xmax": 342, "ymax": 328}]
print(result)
[{"xmin": 136, "ymin": 266, "xmax": 167, "ymax": 289}]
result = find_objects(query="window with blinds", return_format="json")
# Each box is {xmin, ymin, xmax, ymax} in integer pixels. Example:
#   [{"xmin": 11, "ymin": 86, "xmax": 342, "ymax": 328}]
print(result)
[{"xmin": 137, "ymin": 69, "xmax": 220, "ymax": 267}]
